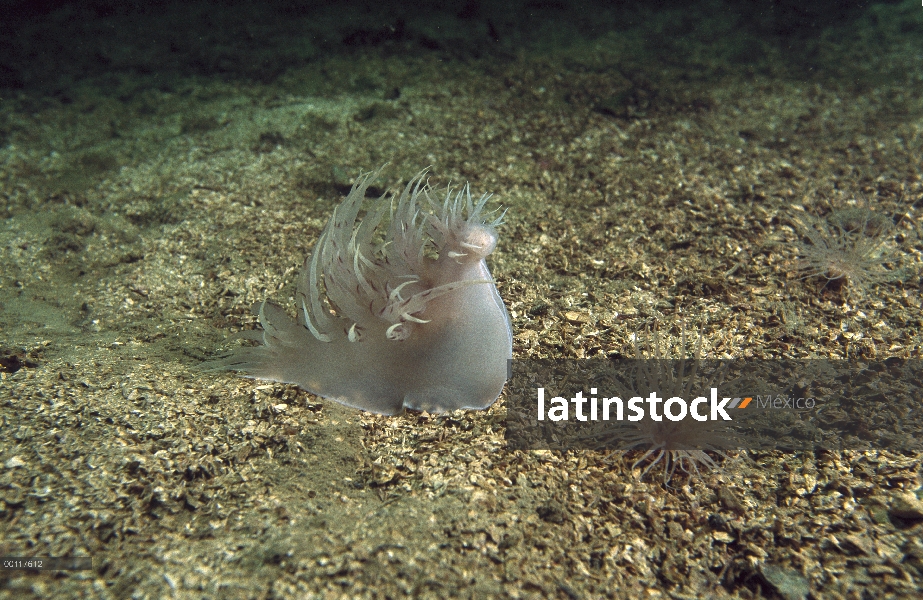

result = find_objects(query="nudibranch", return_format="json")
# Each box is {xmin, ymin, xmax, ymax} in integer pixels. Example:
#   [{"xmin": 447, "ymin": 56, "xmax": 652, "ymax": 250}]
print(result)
[{"xmin": 210, "ymin": 168, "xmax": 512, "ymax": 415}]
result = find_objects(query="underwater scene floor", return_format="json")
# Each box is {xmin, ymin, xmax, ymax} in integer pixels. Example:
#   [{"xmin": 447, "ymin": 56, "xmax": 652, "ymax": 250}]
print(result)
[{"xmin": 2, "ymin": 1, "xmax": 923, "ymax": 598}]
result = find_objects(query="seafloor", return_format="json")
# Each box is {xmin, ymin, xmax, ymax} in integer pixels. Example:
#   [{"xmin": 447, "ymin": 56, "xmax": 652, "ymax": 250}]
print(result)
[{"xmin": 2, "ymin": 1, "xmax": 923, "ymax": 598}]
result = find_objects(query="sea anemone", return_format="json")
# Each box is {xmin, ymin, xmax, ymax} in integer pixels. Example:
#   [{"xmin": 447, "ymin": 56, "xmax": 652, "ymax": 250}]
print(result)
[
  {"xmin": 587, "ymin": 328, "xmax": 744, "ymax": 484},
  {"xmin": 793, "ymin": 203, "xmax": 903, "ymax": 298}
]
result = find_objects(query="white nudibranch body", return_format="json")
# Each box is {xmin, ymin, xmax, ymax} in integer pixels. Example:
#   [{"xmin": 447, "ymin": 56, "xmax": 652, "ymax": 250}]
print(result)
[{"xmin": 209, "ymin": 168, "xmax": 512, "ymax": 415}]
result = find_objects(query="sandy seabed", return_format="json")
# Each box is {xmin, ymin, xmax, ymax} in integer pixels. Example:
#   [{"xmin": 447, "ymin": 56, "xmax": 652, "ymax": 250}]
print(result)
[{"xmin": 2, "ymin": 2, "xmax": 923, "ymax": 598}]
